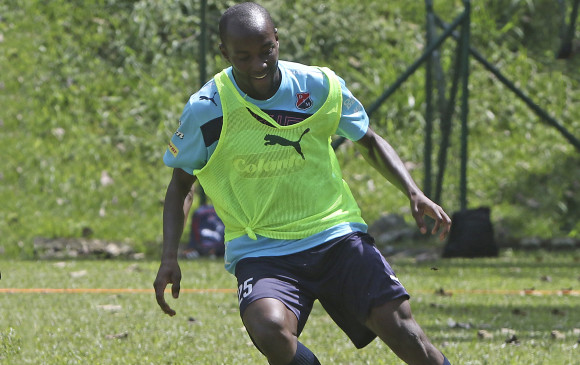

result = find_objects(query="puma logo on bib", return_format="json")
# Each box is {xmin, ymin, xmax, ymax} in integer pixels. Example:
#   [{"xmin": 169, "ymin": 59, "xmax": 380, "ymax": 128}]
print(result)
[{"xmin": 264, "ymin": 128, "xmax": 310, "ymax": 159}]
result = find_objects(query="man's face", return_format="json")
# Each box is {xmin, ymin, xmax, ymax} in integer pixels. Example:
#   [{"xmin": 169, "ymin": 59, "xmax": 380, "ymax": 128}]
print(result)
[{"xmin": 220, "ymin": 21, "xmax": 280, "ymax": 100}]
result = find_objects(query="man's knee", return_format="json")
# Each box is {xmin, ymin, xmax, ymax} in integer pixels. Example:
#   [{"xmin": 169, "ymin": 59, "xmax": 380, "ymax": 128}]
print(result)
[
  {"xmin": 371, "ymin": 305, "xmax": 423, "ymax": 350},
  {"xmin": 242, "ymin": 298, "xmax": 298, "ymax": 364},
  {"xmin": 366, "ymin": 297, "xmax": 443, "ymax": 364},
  {"xmin": 243, "ymin": 298, "xmax": 296, "ymax": 340},
  {"xmin": 366, "ymin": 296, "xmax": 413, "ymax": 331}
]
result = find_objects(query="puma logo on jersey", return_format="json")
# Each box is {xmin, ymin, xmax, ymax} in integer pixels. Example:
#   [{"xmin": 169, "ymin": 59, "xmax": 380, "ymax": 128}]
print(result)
[
  {"xmin": 264, "ymin": 128, "xmax": 310, "ymax": 159},
  {"xmin": 390, "ymin": 275, "xmax": 401, "ymax": 285},
  {"xmin": 199, "ymin": 91, "xmax": 217, "ymax": 106}
]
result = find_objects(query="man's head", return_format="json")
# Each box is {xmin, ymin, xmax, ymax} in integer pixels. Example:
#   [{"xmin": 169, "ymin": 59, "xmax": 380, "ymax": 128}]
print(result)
[{"xmin": 218, "ymin": 2, "xmax": 280, "ymax": 100}]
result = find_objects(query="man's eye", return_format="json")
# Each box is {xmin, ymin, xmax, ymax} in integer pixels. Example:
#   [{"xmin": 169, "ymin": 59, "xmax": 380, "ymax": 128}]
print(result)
[{"xmin": 263, "ymin": 47, "xmax": 274, "ymax": 57}]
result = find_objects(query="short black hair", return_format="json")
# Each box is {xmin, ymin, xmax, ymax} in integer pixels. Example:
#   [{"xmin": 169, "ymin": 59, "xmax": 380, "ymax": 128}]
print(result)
[{"xmin": 219, "ymin": 2, "xmax": 275, "ymax": 44}]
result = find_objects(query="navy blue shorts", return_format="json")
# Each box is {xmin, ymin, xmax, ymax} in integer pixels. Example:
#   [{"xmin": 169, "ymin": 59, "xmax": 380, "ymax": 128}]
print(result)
[{"xmin": 234, "ymin": 232, "xmax": 409, "ymax": 348}]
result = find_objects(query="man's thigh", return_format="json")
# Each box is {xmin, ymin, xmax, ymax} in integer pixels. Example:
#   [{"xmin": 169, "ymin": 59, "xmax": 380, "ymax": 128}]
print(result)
[{"xmin": 235, "ymin": 256, "xmax": 316, "ymax": 336}]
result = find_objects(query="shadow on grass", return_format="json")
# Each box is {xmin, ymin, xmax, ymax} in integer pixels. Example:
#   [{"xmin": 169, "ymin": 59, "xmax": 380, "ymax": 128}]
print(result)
[
  {"xmin": 393, "ymin": 258, "xmax": 580, "ymax": 270},
  {"xmin": 415, "ymin": 301, "xmax": 579, "ymax": 341}
]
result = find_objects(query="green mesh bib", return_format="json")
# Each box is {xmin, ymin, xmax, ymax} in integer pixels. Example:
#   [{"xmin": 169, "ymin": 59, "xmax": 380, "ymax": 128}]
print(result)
[{"xmin": 194, "ymin": 67, "xmax": 365, "ymax": 241}]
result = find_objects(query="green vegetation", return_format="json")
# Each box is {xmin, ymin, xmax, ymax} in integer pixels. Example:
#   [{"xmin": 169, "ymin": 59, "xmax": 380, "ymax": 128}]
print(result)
[
  {"xmin": 1, "ymin": 0, "xmax": 579, "ymax": 257},
  {"xmin": 1, "ymin": 252, "xmax": 579, "ymax": 364}
]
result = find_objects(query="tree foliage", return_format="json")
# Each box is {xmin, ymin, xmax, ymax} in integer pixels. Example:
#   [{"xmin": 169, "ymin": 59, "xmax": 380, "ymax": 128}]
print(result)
[{"xmin": 1, "ymin": 0, "xmax": 578, "ymax": 256}]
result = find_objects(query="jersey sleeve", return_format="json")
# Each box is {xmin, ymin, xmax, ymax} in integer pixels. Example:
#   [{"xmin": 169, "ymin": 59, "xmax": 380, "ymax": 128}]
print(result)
[
  {"xmin": 336, "ymin": 76, "xmax": 369, "ymax": 141},
  {"xmin": 163, "ymin": 94, "xmax": 212, "ymax": 175}
]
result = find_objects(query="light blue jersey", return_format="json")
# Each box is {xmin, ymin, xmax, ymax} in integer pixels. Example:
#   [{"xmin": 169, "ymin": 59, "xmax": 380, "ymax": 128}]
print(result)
[{"xmin": 164, "ymin": 60, "xmax": 369, "ymax": 273}]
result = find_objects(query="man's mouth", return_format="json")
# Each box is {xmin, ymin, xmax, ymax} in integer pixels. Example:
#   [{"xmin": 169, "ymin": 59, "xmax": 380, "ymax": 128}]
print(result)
[{"xmin": 253, "ymin": 73, "xmax": 268, "ymax": 80}]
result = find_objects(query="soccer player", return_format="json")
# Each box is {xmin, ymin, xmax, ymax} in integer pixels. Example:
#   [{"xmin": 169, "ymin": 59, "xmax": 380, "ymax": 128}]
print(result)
[{"xmin": 154, "ymin": 2, "xmax": 453, "ymax": 365}]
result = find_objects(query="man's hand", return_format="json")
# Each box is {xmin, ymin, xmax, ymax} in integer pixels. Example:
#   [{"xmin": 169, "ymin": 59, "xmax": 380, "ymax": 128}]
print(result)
[
  {"xmin": 155, "ymin": 169, "xmax": 195, "ymax": 316},
  {"xmin": 410, "ymin": 192, "xmax": 452, "ymax": 241},
  {"xmin": 355, "ymin": 128, "xmax": 451, "ymax": 240},
  {"xmin": 153, "ymin": 260, "xmax": 182, "ymax": 316}
]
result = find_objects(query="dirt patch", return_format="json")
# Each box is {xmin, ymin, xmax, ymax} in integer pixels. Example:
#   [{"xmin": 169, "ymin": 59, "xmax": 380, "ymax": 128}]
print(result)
[{"xmin": 33, "ymin": 237, "xmax": 144, "ymax": 259}]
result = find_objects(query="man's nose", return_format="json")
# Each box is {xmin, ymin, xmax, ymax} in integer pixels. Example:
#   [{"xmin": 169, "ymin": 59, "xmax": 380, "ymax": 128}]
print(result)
[{"xmin": 252, "ymin": 58, "xmax": 268, "ymax": 74}]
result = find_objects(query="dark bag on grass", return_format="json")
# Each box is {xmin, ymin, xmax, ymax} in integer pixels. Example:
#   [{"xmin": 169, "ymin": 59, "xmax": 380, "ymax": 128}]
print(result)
[
  {"xmin": 186, "ymin": 204, "xmax": 225, "ymax": 257},
  {"xmin": 442, "ymin": 207, "xmax": 498, "ymax": 258}
]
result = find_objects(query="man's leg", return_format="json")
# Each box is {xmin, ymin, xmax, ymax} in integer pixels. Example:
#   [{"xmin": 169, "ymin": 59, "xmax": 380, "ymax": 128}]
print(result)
[
  {"xmin": 366, "ymin": 297, "xmax": 447, "ymax": 365},
  {"xmin": 243, "ymin": 298, "xmax": 320, "ymax": 365}
]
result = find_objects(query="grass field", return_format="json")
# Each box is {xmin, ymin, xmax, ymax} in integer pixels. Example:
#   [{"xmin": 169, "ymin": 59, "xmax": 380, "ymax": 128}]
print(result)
[{"xmin": 1, "ymin": 251, "xmax": 579, "ymax": 364}]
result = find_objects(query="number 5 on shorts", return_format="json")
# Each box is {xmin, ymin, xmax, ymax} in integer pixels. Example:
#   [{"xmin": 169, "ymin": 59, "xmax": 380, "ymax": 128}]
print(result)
[{"xmin": 238, "ymin": 277, "xmax": 253, "ymax": 304}]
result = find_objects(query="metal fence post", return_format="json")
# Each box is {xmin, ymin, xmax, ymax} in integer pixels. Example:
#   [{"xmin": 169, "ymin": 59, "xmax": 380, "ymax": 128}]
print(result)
[
  {"xmin": 434, "ymin": 15, "xmax": 580, "ymax": 152},
  {"xmin": 557, "ymin": 0, "xmax": 580, "ymax": 59},
  {"xmin": 199, "ymin": 0, "xmax": 208, "ymax": 206},
  {"xmin": 434, "ymin": 25, "xmax": 464, "ymax": 205},
  {"xmin": 459, "ymin": 0, "xmax": 471, "ymax": 211},
  {"xmin": 199, "ymin": 0, "xmax": 207, "ymax": 84},
  {"xmin": 331, "ymin": 8, "xmax": 467, "ymax": 152},
  {"xmin": 424, "ymin": 0, "xmax": 435, "ymax": 197}
]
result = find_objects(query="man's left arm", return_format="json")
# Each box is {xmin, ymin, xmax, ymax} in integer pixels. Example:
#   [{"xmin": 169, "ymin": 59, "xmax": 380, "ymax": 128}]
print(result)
[{"xmin": 355, "ymin": 127, "xmax": 451, "ymax": 240}]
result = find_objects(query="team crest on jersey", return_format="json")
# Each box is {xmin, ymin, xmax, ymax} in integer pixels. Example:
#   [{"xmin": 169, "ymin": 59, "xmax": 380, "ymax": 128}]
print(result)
[{"xmin": 296, "ymin": 92, "xmax": 313, "ymax": 110}]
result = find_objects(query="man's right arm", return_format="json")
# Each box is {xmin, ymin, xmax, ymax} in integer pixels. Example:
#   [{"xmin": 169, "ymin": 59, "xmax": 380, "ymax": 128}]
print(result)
[
  {"xmin": 155, "ymin": 81, "xmax": 218, "ymax": 315},
  {"xmin": 154, "ymin": 168, "xmax": 196, "ymax": 316}
]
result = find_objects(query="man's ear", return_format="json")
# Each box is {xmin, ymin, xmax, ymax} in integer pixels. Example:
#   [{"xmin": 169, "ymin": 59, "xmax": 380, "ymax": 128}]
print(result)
[{"xmin": 219, "ymin": 43, "xmax": 230, "ymax": 62}]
